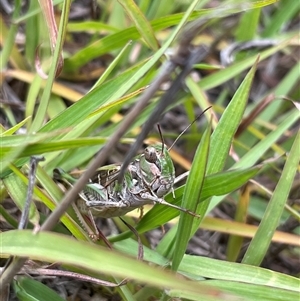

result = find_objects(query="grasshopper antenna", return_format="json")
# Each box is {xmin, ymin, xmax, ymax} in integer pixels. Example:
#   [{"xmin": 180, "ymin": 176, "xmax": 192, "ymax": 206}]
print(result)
[
  {"xmin": 157, "ymin": 124, "xmax": 165, "ymax": 155},
  {"xmin": 168, "ymin": 106, "xmax": 212, "ymax": 151}
]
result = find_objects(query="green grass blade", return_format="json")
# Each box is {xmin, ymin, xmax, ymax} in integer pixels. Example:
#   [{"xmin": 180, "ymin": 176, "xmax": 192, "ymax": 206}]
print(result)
[
  {"xmin": 39, "ymin": 63, "xmax": 142, "ymax": 133},
  {"xmin": 262, "ymin": 0, "xmax": 300, "ymax": 37},
  {"xmin": 0, "ymin": 0, "xmax": 25, "ymax": 70},
  {"xmin": 67, "ymin": 21, "xmax": 119, "ymax": 33},
  {"xmin": 118, "ymin": 0, "xmax": 159, "ymax": 50},
  {"xmin": 1, "ymin": 137, "xmax": 107, "ymax": 158},
  {"xmin": 187, "ymin": 57, "xmax": 259, "ymax": 237},
  {"xmin": 235, "ymin": 7, "xmax": 261, "ymax": 41},
  {"xmin": 197, "ymin": 281, "xmax": 298, "ymax": 301},
  {"xmin": 2, "ymin": 117, "xmax": 32, "ymax": 136},
  {"xmin": 180, "ymin": 255, "xmax": 299, "ymax": 291},
  {"xmin": 24, "ymin": 0, "xmax": 40, "ymax": 66},
  {"xmin": 171, "ymin": 122, "xmax": 211, "ymax": 271},
  {"xmin": 13, "ymin": 276, "xmax": 65, "ymax": 301},
  {"xmin": 0, "ymin": 230, "xmax": 227, "ymax": 299},
  {"xmin": 242, "ymin": 131, "xmax": 300, "ymax": 265},
  {"xmin": 207, "ymin": 57, "xmax": 259, "ymax": 175}
]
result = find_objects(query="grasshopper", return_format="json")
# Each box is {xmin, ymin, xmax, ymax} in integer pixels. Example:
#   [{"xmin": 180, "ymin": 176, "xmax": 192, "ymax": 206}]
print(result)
[
  {"xmin": 53, "ymin": 110, "xmax": 213, "ymax": 238},
  {"xmin": 54, "ymin": 150, "xmax": 197, "ymax": 240},
  {"xmin": 54, "ymin": 150, "xmax": 196, "ymax": 220}
]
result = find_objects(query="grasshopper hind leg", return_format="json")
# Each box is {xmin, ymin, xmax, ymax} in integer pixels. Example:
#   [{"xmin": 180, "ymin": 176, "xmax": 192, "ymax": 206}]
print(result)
[{"xmin": 72, "ymin": 202, "xmax": 112, "ymax": 248}]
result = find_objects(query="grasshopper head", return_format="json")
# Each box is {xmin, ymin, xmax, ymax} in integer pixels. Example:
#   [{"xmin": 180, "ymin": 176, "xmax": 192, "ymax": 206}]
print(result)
[{"xmin": 140, "ymin": 144, "xmax": 175, "ymax": 197}]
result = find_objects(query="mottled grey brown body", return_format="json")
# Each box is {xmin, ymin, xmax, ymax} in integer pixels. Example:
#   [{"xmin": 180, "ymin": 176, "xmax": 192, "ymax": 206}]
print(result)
[{"xmin": 54, "ymin": 144, "xmax": 196, "ymax": 220}]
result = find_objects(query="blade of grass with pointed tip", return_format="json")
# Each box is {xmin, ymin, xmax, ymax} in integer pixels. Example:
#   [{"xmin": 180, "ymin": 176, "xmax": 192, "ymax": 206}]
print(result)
[
  {"xmin": 172, "ymin": 122, "xmax": 211, "ymax": 271},
  {"xmin": 242, "ymin": 131, "xmax": 300, "ymax": 266},
  {"xmin": 2, "ymin": 116, "xmax": 32, "ymax": 136},
  {"xmin": 208, "ymin": 57, "xmax": 257, "ymax": 173},
  {"xmin": 39, "ymin": 62, "xmax": 143, "ymax": 133},
  {"xmin": 188, "ymin": 57, "xmax": 259, "ymax": 237},
  {"xmin": 118, "ymin": 0, "xmax": 159, "ymax": 51}
]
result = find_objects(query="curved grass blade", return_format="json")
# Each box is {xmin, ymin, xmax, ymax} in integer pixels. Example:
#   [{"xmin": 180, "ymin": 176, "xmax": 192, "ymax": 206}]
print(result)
[
  {"xmin": 185, "ymin": 57, "xmax": 260, "ymax": 238},
  {"xmin": 0, "ymin": 230, "xmax": 229, "ymax": 300},
  {"xmin": 242, "ymin": 131, "xmax": 300, "ymax": 266}
]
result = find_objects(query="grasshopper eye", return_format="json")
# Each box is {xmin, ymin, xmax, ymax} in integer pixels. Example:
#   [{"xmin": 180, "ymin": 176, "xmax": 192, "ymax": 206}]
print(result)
[{"xmin": 144, "ymin": 146, "xmax": 157, "ymax": 163}]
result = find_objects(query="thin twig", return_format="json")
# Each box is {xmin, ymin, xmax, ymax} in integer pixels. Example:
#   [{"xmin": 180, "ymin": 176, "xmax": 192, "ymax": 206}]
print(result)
[
  {"xmin": 0, "ymin": 156, "xmax": 44, "ymax": 292},
  {"xmin": 0, "ymin": 267, "xmax": 126, "ymax": 287},
  {"xmin": 19, "ymin": 156, "xmax": 45, "ymax": 230}
]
